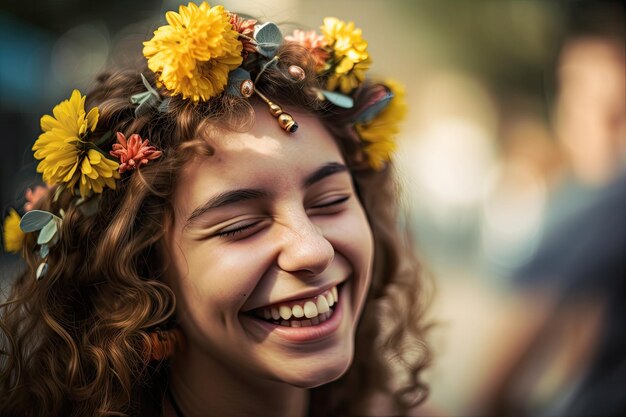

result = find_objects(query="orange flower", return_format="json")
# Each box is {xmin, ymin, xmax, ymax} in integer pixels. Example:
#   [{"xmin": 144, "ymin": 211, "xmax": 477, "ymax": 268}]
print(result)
[
  {"xmin": 110, "ymin": 132, "xmax": 162, "ymax": 173},
  {"xmin": 285, "ymin": 30, "xmax": 329, "ymax": 70},
  {"xmin": 229, "ymin": 13, "xmax": 257, "ymax": 57}
]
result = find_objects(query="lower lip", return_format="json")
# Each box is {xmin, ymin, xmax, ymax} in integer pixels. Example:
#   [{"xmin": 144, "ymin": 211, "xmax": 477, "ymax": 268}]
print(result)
[{"xmin": 242, "ymin": 286, "xmax": 346, "ymax": 343}]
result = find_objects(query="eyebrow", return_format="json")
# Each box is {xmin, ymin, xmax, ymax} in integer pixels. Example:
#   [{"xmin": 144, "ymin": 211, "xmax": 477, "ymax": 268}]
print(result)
[
  {"xmin": 303, "ymin": 162, "xmax": 348, "ymax": 188},
  {"xmin": 186, "ymin": 189, "xmax": 269, "ymax": 224},
  {"xmin": 185, "ymin": 162, "xmax": 348, "ymax": 225}
]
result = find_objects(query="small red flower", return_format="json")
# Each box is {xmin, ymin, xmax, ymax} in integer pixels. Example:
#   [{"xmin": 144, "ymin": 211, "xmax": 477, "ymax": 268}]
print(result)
[
  {"xmin": 110, "ymin": 132, "xmax": 162, "ymax": 174},
  {"xmin": 229, "ymin": 13, "xmax": 257, "ymax": 57}
]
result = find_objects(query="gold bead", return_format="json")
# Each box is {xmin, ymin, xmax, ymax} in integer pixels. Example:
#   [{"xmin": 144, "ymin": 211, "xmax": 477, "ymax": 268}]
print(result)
[
  {"xmin": 268, "ymin": 102, "xmax": 283, "ymax": 117},
  {"xmin": 240, "ymin": 79, "xmax": 254, "ymax": 98},
  {"xmin": 278, "ymin": 113, "xmax": 298, "ymax": 133},
  {"xmin": 288, "ymin": 65, "xmax": 305, "ymax": 81}
]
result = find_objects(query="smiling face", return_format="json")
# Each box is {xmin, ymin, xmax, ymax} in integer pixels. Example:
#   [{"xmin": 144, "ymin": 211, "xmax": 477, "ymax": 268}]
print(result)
[{"xmin": 165, "ymin": 108, "xmax": 374, "ymax": 389}]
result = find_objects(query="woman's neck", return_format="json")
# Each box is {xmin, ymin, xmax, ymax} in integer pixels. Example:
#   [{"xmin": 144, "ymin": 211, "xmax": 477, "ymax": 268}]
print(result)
[{"xmin": 168, "ymin": 347, "xmax": 309, "ymax": 417}]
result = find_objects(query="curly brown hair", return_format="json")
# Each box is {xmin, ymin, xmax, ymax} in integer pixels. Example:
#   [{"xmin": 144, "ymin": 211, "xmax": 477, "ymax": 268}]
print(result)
[{"xmin": 0, "ymin": 40, "xmax": 430, "ymax": 417}]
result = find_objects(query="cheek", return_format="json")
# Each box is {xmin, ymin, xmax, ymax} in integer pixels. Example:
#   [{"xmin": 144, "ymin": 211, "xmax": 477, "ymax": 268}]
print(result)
[
  {"xmin": 168, "ymin": 241, "xmax": 263, "ymax": 319},
  {"xmin": 337, "ymin": 204, "xmax": 374, "ymax": 315},
  {"xmin": 327, "ymin": 206, "xmax": 374, "ymax": 270},
  {"xmin": 167, "ymin": 242, "xmax": 267, "ymax": 353},
  {"xmin": 352, "ymin": 210, "xmax": 374, "ymax": 267},
  {"xmin": 351, "ymin": 211, "xmax": 374, "ymax": 285}
]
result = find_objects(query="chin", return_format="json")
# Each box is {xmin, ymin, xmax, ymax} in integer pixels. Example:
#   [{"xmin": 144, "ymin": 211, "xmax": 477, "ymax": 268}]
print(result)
[{"xmin": 280, "ymin": 349, "xmax": 354, "ymax": 389}]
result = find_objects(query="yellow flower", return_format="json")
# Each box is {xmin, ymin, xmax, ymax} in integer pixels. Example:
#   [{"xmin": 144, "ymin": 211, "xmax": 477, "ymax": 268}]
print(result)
[
  {"xmin": 77, "ymin": 149, "xmax": 120, "ymax": 197},
  {"xmin": 322, "ymin": 17, "xmax": 368, "ymax": 62},
  {"xmin": 355, "ymin": 81, "xmax": 407, "ymax": 170},
  {"xmin": 325, "ymin": 56, "xmax": 371, "ymax": 93},
  {"xmin": 321, "ymin": 17, "xmax": 370, "ymax": 93},
  {"xmin": 143, "ymin": 2, "xmax": 243, "ymax": 102},
  {"xmin": 32, "ymin": 90, "xmax": 120, "ymax": 198},
  {"xmin": 3, "ymin": 209, "xmax": 24, "ymax": 253}
]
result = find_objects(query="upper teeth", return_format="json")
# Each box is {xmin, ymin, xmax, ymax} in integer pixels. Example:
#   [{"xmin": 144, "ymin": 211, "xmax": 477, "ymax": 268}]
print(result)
[{"xmin": 259, "ymin": 285, "xmax": 339, "ymax": 321}]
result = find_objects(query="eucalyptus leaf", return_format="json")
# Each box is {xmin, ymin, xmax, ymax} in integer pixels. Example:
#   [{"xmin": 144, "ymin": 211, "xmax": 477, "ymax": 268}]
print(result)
[
  {"xmin": 140, "ymin": 73, "xmax": 158, "ymax": 96},
  {"xmin": 135, "ymin": 102, "xmax": 151, "ymax": 117},
  {"xmin": 36, "ymin": 262, "xmax": 48, "ymax": 280},
  {"xmin": 157, "ymin": 98, "xmax": 171, "ymax": 113},
  {"xmin": 20, "ymin": 210, "xmax": 53, "ymax": 232},
  {"xmin": 48, "ymin": 226, "xmax": 60, "ymax": 247},
  {"xmin": 255, "ymin": 22, "xmax": 282, "ymax": 58},
  {"xmin": 226, "ymin": 68, "xmax": 252, "ymax": 97},
  {"xmin": 257, "ymin": 42, "xmax": 281, "ymax": 58},
  {"xmin": 131, "ymin": 74, "xmax": 168, "ymax": 116},
  {"xmin": 133, "ymin": 93, "xmax": 160, "ymax": 117},
  {"xmin": 37, "ymin": 218, "xmax": 58, "ymax": 245},
  {"xmin": 130, "ymin": 90, "xmax": 152, "ymax": 104},
  {"xmin": 39, "ymin": 244, "xmax": 49, "ymax": 258},
  {"xmin": 321, "ymin": 90, "xmax": 354, "ymax": 108},
  {"xmin": 355, "ymin": 87, "xmax": 394, "ymax": 123}
]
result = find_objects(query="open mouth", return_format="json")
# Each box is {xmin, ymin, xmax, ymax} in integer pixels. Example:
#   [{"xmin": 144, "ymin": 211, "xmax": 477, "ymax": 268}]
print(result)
[{"xmin": 250, "ymin": 285, "xmax": 340, "ymax": 328}]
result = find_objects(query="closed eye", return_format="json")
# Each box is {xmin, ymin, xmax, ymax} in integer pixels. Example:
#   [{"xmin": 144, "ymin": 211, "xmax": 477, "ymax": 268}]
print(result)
[
  {"xmin": 311, "ymin": 195, "xmax": 351, "ymax": 208},
  {"xmin": 216, "ymin": 221, "xmax": 262, "ymax": 238},
  {"xmin": 307, "ymin": 194, "xmax": 352, "ymax": 216}
]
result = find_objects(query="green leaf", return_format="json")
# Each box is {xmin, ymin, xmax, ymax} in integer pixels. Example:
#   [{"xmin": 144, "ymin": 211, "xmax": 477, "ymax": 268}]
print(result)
[
  {"xmin": 321, "ymin": 90, "xmax": 354, "ymax": 108},
  {"xmin": 131, "ymin": 74, "xmax": 168, "ymax": 116},
  {"xmin": 130, "ymin": 90, "xmax": 151, "ymax": 104},
  {"xmin": 36, "ymin": 262, "xmax": 48, "ymax": 280},
  {"xmin": 37, "ymin": 218, "xmax": 58, "ymax": 245},
  {"xmin": 157, "ymin": 98, "xmax": 171, "ymax": 113},
  {"xmin": 255, "ymin": 22, "xmax": 283, "ymax": 58},
  {"xmin": 355, "ymin": 86, "xmax": 394, "ymax": 123},
  {"xmin": 20, "ymin": 210, "xmax": 53, "ymax": 232},
  {"xmin": 139, "ymin": 73, "xmax": 159, "ymax": 96},
  {"xmin": 39, "ymin": 244, "xmax": 49, "ymax": 258}
]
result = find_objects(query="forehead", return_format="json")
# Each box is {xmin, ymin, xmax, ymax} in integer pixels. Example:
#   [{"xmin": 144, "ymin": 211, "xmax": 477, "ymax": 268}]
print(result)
[{"xmin": 174, "ymin": 109, "xmax": 346, "ymax": 201}]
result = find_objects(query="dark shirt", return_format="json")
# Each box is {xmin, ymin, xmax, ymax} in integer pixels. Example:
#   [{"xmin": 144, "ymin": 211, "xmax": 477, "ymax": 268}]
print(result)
[{"xmin": 515, "ymin": 172, "xmax": 626, "ymax": 417}]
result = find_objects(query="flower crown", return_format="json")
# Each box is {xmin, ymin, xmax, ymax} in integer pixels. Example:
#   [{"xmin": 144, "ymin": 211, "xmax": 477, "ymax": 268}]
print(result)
[
  {"xmin": 2, "ymin": 2, "xmax": 407, "ymax": 280},
  {"xmin": 139, "ymin": 2, "xmax": 405, "ymax": 163}
]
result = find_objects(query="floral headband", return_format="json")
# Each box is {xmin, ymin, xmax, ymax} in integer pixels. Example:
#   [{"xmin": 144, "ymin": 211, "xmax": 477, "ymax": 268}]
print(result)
[
  {"xmin": 2, "ymin": 2, "xmax": 407, "ymax": 279},
  {"xmin": 139, "ymin": 2, "xmax": 406, "ymax": 167}
]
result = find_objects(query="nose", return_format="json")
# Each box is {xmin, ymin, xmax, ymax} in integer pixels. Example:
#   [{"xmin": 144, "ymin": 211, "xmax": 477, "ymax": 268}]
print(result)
[{"xmin": 276, "ymin": 216, "xmax": 334, "ymax": 276}]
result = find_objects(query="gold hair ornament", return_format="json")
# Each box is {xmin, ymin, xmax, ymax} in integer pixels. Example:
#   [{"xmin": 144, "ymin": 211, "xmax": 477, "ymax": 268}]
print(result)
[{"xmin": 253, "ymin": 87, "xmax": 298, "ymax": 133}]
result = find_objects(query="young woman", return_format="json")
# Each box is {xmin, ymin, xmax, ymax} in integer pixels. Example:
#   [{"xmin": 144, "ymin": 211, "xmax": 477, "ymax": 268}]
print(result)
[{"xmin": 1, "ymin": 3, "xmax": 430, "ymax": 416}]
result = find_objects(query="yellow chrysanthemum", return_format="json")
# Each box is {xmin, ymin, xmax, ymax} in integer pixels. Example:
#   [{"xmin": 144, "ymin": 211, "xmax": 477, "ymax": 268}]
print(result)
[
  {"xmin": 355, "ymin": 81, "xmax": 408, "ymax": 170},
  {"xmin": 325, "ymin": 56, "xmax": 371, "ymax": 94},
  {"xmin": 322, "ymin": 17, "xmax": 368, "ymax": 62},
  {"xmin": 32, "ymin": 89, "xmax": 120, "ymax": 198},
  {"xmin": 143, "ymin": 2, "xmax": 243, "ymax": 102},
  {"xmin": 321, "ymin": 17, "xmax": 370, "ymax": 93},
  {"xmin": 3, "ymin": 209, "xmax": 24, "ymax": 253}
]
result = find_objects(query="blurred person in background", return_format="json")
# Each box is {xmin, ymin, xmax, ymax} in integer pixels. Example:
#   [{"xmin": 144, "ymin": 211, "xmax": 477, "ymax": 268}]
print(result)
[{"xmin": 478, "ymin": 4, "xmax": 626, "ymax": 416}]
